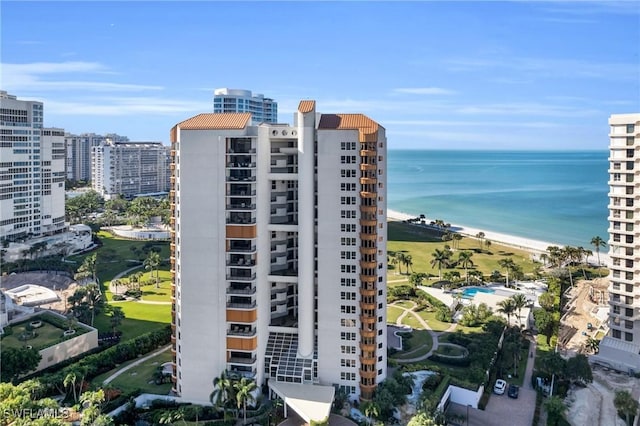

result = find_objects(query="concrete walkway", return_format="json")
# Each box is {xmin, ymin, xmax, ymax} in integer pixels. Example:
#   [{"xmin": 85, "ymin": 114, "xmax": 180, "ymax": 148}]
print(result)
[
  {"xmin": 108, "ymin": 264, "xmax": 144, "ymax": 294},
  {"xmin": 103, "ymin": 344, "xmax": 171, "ymax": 384},
  {"xmin": 389, "ymin": 300, "xmax": 457, "ymax": 363}
]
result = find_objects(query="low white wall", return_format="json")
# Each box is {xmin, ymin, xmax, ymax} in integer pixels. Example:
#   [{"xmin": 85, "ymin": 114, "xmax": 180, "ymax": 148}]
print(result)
[
  {"xmin": 108, "ymin": 227, "xmax": 169, "ymax": 240},
  {"xmin": 107, "ymin": 393, "xmax": 184, "ymax": 418},
  {"xmin": 439, "ymin": 384, "xmax": 484, "ymax": 410},
  {"xmin": 36, "ymin": 328, "xmax": 98, "ymax": 371}
]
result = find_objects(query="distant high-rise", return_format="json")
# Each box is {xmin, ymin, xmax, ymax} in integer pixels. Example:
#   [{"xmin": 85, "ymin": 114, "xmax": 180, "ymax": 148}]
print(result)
[
  {"xmin": 593, "ymin": 113, "xmax": 640, "ymax": 373},
  {"xmin": 169, "ymin": 101, "xmax": 387, "ymax": 418},
  {"xmin": 0, "ymin": 91, "xmax": 66, "ymax": 241},
  {"xmin": 65, "ymin": 133, "xmax": 129, "ymax": 182},
  {"xmin": 91, "ymin": 141, "xmax": 170, "ymax": 200},
  {"xmin": 213, "ymin": 88, "xmax": 277, "ymax": 124}
]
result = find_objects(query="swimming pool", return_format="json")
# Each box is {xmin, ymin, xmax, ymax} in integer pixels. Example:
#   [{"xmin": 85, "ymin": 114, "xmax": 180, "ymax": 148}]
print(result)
[{"xmin": 461, "ymin": 287, "xmax": 495, "ymax": 299}]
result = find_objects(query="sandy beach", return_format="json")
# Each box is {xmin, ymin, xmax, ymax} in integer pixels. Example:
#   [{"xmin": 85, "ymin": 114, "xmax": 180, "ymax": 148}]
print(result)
[{"xmin": 387, "ymin": 208, "xmax": 610, "ymax": 265}]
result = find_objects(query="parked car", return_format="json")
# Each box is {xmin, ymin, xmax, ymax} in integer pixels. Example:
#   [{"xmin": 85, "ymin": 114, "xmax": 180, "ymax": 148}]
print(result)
[
  {"xmin": 508, "ymin": 384, "xmax": 519, "ymax": 399},
  {"xmin": 493, "ymin": 379, "xmax": 507, "ymax": 395}
]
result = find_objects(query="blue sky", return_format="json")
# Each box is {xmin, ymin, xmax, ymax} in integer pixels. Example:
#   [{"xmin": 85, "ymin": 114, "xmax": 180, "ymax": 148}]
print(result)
[{"xmin": 2, "ymin": 1, "xmax": 639, "ymax": 149}]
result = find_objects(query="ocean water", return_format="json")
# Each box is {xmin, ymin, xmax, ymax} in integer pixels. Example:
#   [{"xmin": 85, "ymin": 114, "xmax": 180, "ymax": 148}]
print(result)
[{"xmin": 387, "ymin": 150, "xmax": 609, "ymax": 248}]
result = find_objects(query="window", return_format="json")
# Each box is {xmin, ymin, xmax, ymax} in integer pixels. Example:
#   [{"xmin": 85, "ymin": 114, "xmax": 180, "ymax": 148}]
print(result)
[
  {"xmin": 341, "ymin": 278, "xmax": 356, "ymax": 287},
  {"xmin": 340, "ymin": 251, "xmax": 356, "ymax": 259},
  {"xmin": 341, "ymin": 183, "xmax": 356, "ymax": 191},
  {"xmin": 341, "ymin": 224, "xmax": 356, "ymax": 232},
  {"xmin": 625, "ymin": 332, "xmax": 634, "ymax": 342},
  {"xmin": 341, "ymin": 142, "xmax": 357, "ymax": 150},
  {"xmin": 340, "ymin": 196, "xmax": 356, "ymax": 204},
  {"xmin": 341, "ymin": 345, "xmax": 356, "ymax": 354},
  {"xmin": 340, "ymin": 332, "xmax": 356, "ymax": 340},
  {"xmin": 626, "ymin": 320, "xmax": 634, "ymax": 329},
  {"xmin": 627, "ymin": 124, "xmax": 635, "ymax": 133},
  {"xmin": 340, "ymin": 292, "xmax": 356, "ymax": 300},
  {"xmin": 341, "ymin": 265, "xmax": 356, "ymax": 273},
  {"xmin": 626, "ymin": 307, "xmax": 634, "ymax": 317},
  {"xmin": 340, "ymin": 305, "xmax": 356, "ymax": 314},
  {"xmin": 340, "ymin": 372, "xmax": 356, "ymax": 381},
  {"xmin": 340, "ymin": 238, "xmax": 356, "ymax": 246},
  {"xmin": 340, "ymin": 210, "xmax": 356, "ymax": 218},
  {"xmin": 341, "ymin": 318, "xmax": 356, "ymax": 327},
  {"xmin": 341, "ymin": 359, "xmax": 356, "ymax": 367},
  {"xmin": 341, "ymin": 155, "xmax": 357, "ymax": 164},
  {"xmin": 613, "ymin": 329, "xmax": 621, "ymax": 339},
  {"xmin": 341, "ymin": 169, "xmax": 356, "ymax": 178}
]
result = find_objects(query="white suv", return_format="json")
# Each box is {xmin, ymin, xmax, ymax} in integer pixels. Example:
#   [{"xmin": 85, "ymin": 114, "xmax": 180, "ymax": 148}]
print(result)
[{"xmin": 493, "ymin": 379, "xmax": 507, "ymax": 395}]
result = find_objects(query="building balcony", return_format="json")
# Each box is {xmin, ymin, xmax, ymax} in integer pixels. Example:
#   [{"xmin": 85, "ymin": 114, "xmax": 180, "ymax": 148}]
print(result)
[
  {"xmin": 360, "ymin": 261, "xmax": 377, "ymax": 269},
  {"xmin": 226, "ymin": 217, "xmax": 256, "ymax": 225},
  {"xmin": 226, "ymin": 175, "xmax": 256, "ymax": 182},
  {"xmin": 227, "ymin": 258, "xmax": 256, "ymax": 267},
  {"xmin": 360, "ymin": 302, "xmax": 377, "ymax": 311},
  {"xmin": 227, "ymin": 327, "xmax": 256, "ymax": 337},
  {"xmin": 360, "ymin": 274, "xmax": 376, "ymax": 283},
  {"xmin": 227, "ymin": 203, "xmax": 256, "ymax": 210},
  {"xmin": 360, "ymin": 163, "xmax": 377, "ymax": 171},
  {"xmin": 228, "ymin": 356, "xmax": 257, "ymax": 365},
  {"xmin": 359, "ymin": 370, "xmax": 377, "ymax": 380},
  {"xmin": 360, "ymin": 288, "xmax": 377, "ymax": 297},
  {"xmin": 359, "ymin": 191, "xmax": 376, "ymax": 199},
  {"xmin": 359, "ymin": 247, "xmax": 377, "ymax": 255},
  {"xmin": 360, "ymin": 219, "xmax": 377, "ymax": 227},
  {"xmin": 360, "ymin": 342, "xmax": 376, "ymax": 352},
  {"xmin": 360, "ymin": 232, "xmax": 377, "ymax": 241},
  {"xmin": 360, "ymin": 315, "xmax": 376, "ymax": 325},
  {"xmin": 227, "ymin": 286, "xmax": 256, "ymax": 295},
  {"xmin": 226, "ymin": 301, "xmax": 257, "ymax": 309},
  {"xmin": 226, "ymin": 273, "xmax": 256, "ymax": 281},
  {"xmin": 359, "ymin": 355, "xmax": 377, "ymax": 366},
  {"xmin": 360, "ymin": 177, "xmax": 377, "ymax": 185},
  {"xmin": 360, "ymin": 328, "xmax": 376, "ymax": 338},
  {"xmin": 360, "ymin": 150, "xmax": 376, "ymax": 157},
  {"xmin": 227, "ymin": 162, "xmax": 257, "ymax": 168},
  {"xmin": 227, "ymin": 190, "xmax": 257, "ymax": 197},
  {"xmin": 227, "ymin": 245, "xmax": 257, "ymax": 253}
]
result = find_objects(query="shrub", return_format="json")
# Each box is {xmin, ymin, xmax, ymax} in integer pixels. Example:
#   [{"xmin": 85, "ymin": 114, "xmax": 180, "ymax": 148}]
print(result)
[
  {"xmin": 112, "ymin": 294, "xmax": 126, "ymax": 301},
  {"xmin": 422, "ymin": 373, "xmax": 443, "ymax": 391},
  {"xmin": 435, "ymin": 306, "xmax": 452, "ymax": 322},
  {"xmin": 428, "ymin": 353, "xmax": 471, "ymax": 367}
]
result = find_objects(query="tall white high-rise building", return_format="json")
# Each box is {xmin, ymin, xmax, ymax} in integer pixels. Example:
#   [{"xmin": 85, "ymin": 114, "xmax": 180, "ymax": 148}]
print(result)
[
  {"xmin": 213, "ymin": 88, "xmax": 278, "ymax": 124},
  {"xmin": 169, "ymin": 101, "xmax": 387, "ymax": 420},
  {"xmin": 0, "ymin": 91, "xmax": 66, "ymax": 241},
  {"xmin": 593, "ymin": 113, "xmax": 640, "ymax": 373},
  {"xmin": 91, "ymin": 141, "xmax": 169, "ymax": 200},
  {"xmin": 65, "ymin": 133, "xmax": 129, "ymax": 182}
]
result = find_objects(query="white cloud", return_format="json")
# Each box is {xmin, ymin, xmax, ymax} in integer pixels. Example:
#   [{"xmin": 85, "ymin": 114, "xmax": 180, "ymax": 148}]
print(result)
[
  {"xmin": 45, "ymin": 97, "xmax": 211, "ymax": 116},
  {"xmin": 384, "ymin": 119, "xmax": 562, "ymax": 128},
  {"xmin": 393, "ymin": 87, "xmax": 457, "ymax": 95},
  {"xmin": 1, "ymin": 61, "xmax": 163, "ymax": 92}
]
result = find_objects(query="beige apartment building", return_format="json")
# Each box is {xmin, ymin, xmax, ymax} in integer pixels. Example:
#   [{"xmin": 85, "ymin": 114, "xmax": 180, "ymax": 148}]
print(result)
[{"xmin": 169, "ymin": 101, "xmax": 388, "ymax": 420}]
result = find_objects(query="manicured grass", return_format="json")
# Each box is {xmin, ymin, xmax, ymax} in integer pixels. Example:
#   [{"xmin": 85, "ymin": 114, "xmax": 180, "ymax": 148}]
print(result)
[
  {"xmin": 387, "ymin": 306, "xmax": 404, "ymax": 324},
  {"xmin": 387, "ymin": 221, "xmax": 538, "ymax": 286},
  {"xmin": 414, "ymin": 309, "xmax": 452, "ymax": 332},
  {"xmin": 402, "ymin": 314, "xmax": 424, "ymax": 330},
  {"xmin": 139, "ymin": 272, "xmax": 172, "ymax": 302},
  {"xmin": 395, "ymin": 300, "xmax": 415, "ymax": 309},
  {"xmin": 433, "ymin": 344, "xmax": 466, "ymax": 357},
  {"xmin": 392, "ymin": 330, "xmax": 434, "ymax": 360},
  {"xmin": 105, "ymin": 348, "xmax": 173, "ymax": 395},
  {"xmin": 1, "ymin": 314, "xmax": 90, "ymax": 350},
  {"xmin": 93, "ymin": 302, "xmax": 171, "ymax": 341}
]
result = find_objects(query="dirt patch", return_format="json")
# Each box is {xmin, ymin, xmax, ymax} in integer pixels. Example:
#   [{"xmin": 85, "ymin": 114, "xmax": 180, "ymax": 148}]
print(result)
[
  {"xmin": 558, "ymin": 278, "xmax": 609, "ymax": 354},
  {"xmin": 1, "ymin": 272, "xmax": 78, "ymax": 314},
  {"xmin": 565, "ymin": 366, "xmax": 640, "ymax": 426}
]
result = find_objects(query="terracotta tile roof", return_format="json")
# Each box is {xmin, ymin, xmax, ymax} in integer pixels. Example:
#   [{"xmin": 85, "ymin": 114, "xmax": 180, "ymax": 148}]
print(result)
[
  {"xmin": 298, "ymin": 100, "xmax": 316, "ymax": 113},
  {"xmin": 318, "ymin": 113, "xmax": 382, "ymax": 142},
  {"xmin": 175, "ymin": 113, "xmax": 251, "ymax": 130}
]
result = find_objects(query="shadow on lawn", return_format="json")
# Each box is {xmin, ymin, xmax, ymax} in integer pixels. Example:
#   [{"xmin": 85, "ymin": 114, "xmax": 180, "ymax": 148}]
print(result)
[{"xmin": 388, "ymin": 222, "xmax": 445, "ymax": 243}]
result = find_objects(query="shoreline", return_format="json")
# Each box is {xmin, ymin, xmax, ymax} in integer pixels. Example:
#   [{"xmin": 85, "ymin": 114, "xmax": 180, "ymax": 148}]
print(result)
[{"xmin": 387, "ymin": 208, "xmax": 610, "ymax": 264}]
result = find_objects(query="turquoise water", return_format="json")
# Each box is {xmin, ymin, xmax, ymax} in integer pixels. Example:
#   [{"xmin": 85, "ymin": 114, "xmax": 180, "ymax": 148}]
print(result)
[
  {"xmin": 388, "ymin": 150, "xmax": 609, "ymax": 248},
  {"xmin": 461, "ymin": 287, "xmax": 496, "ymax": 298}
]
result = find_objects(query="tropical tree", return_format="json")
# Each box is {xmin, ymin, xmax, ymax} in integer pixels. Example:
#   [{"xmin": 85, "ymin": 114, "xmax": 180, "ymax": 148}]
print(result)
[
  {"xmin": 361, "ymin": 400, "xmax": 381, "ymax": 426},
  {"xmin": 497, "ymin": 298, "xmax": 516, "ymax": 327},
  {"xmin": 498, "ymin": 258, "xmax": 516, "ymax": 286},
  {"xmin": 409, "ymin": 272, "xmax": 428, "ymax": 288},
  {"xmin": 457, "ymin": 251, "xmax": 474, "ymax": 284},
  {"xmin": 585, "ymin": 337, "xmax": 600, "ymax": 354},
  {"xmin": 614, "ymin": 389, "xmax": 639, "ymax": 426},
  {"xmin": 64, "ymin": 371, "xmax": 79, "ymax": 403},
  {"xmin": 403, "ymin": 254, "xmax": 413, "ymax": 274},
  {"xmin": 590, "ymin": 236, "xmax": 607, "ymax": 266},
  {"xmin": 234, "ymin": 377, "xmax": 257, "ymax": 425},
  {"xmin": 210, "ymin": 371, "xmax": 236, "ymax": 415},
  {"xmin": 545, "ymin": 396, "xmax": 567, "ymax": 426},
  {"xmin": 109, "ymin": 306, "xmax": 125, "ymax": 335},
  {"xmin": 80, "ymin": 389, "xmax": 108, "ymax": 426},
  {"xmin": 510, "ymin": 293, "xmax": 528, "ymax": 327},
  {"xmin": 395, "ymin": 252, "xmax": 407, "ymax": 275},
  {"xmin": 475, "ymin": 231, "xmax": 485, "ymax": 250},
  {"xmin": 389, "ymin": 254, "xmax": 399, "ymax": 274},
  {"xmin": 452, "ymin": 233, "xmax": 463, "ymax": 249},
  {"xmin": 144, "ymin": 251, "xmax": 161, "ymax": 288},
  {"xmin": 430, "ymin": 249, "xmax": 450, "ymax": 280},
  {"xmin": 0, "ymin": 347, "xmax": 42, "ymax": 382}
]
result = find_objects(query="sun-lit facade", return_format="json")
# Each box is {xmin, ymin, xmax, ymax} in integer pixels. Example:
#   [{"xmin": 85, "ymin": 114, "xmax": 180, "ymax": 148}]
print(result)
[{"xmin": 170, "ymin": 100, "xmax": 387, "ymax": 406}]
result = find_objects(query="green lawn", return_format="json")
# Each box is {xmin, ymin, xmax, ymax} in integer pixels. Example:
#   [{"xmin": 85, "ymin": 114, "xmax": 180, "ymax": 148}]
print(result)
[
  {"xmin": 387, "ymin": 221, "xmax": 538, "ymax": 286},
  {"xmin": 433, "ymin": 344, "xmax": 466, "ymax": 357},
  {"xmin": 94, "ymin": 302, "xmax": 171, "ymax": 341},
  {"xmin": 139, "ymin": 272, "xmax": 172, "ymax": 302},
  {"xmin": 414, "ymin": 309, "xmax": 453, "ymax": 332},
  {"xmin": 387, "ymin": 306, "xmax": 404, "ymax": 324},
  {"xmin": 1, "ymin": 314, "xmax": 90, "ymax": 350},
  {"xmin": 103, "ymin": 348, "xmax": 173, "ymax": 395},
  {"xmin": 392, "ymin": 330, "xmax": 434, "ymax": 360},
  {"xmin": 395, "ymin": 300, "xmax": 415, "ymax": 309},
  {"xmin": 402, "ymin": 314, "xmax": 424, "ymax": 330}
]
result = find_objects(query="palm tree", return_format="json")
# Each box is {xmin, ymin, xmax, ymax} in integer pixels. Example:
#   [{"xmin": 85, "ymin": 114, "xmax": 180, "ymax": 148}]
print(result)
[
  {"xmin": 540, "ymin": 253, "xmax": 549, "ymax": 267},
  {"xmin": 210, "ymin": 371, "xmax": 236, "ymax": 415},
  {"xmin": 395, "ymin": 252, "xmax": 407, "ymax": 275},
  {"xmin": 498, "ymin": 258, "xmax": 516, "ymax": 287},
  {"xmin": 85, "ymin": 283, "xmax": 102, "ymax": 326},
  {"xmin": 234, "ymin": 377, "xmax": 257, "ymax": 425},
  {"xmin": 545, "ymin": 396, "xmax": 567, "ymax": 426},
  {"xmin": 430, "ymin": 249, "xmax": 450, "ymax": 280},
  {"xmin": 497, "ymin": 298, "xmax": 516, "ymax": 327},
  {"xmin": 590, "ymin": 236, "xmax": 607, "ymax": 266},
  {"xmin": 144, "ymin": 251, "xmax": 161, "ymax": 288},
  {"xmin": 475, "ymin": 232, "xmax": 485, "ymax": 250},
  {"xmin": 511, "ymin": 293, "xmax": 528, "ymax": 327},
  {"xmin": 452, "ymin": 233, "xmax": 463, "ymax": 249},
  {"xmin": 457, "ymin": 251, "xmax": 474, "ymax": 284},
  {"xmin": 614, "ymin": 390, "xmax": 640, "ymax": 426},
  {"xmin": 585, "ymin": 337, "xmax": 600, "ymax": 354},
  {"xmin": 361, "ymin": 401, "xmax": 380, "ymax": 426},
  {"xmin": 110, "ymin": 307, "xmax": 125, "ymax": 335},
  {"xmin": 403, "ymin": 254, "xmax": 413, "ymax": 274},
  {"xmin": 389, "ymin": 254, "xmax": 399, "ymax": 275}
]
